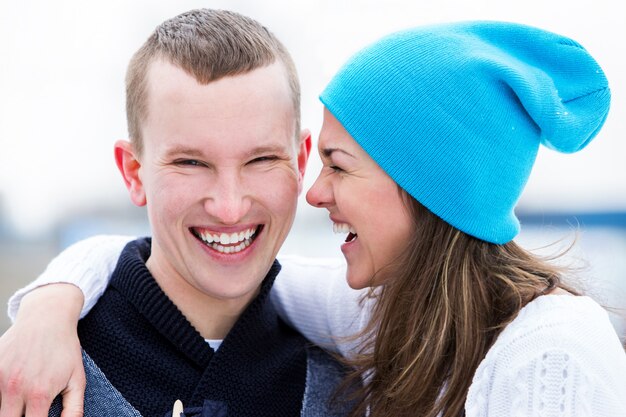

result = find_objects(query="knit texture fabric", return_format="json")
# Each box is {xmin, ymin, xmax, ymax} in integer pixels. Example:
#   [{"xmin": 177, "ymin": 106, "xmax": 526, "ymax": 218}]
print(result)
[
  {"xmin": 49, "ymin": 351, "xmax": 142, "ymax": 417},
  {"xmin": 270, "ymin": 256, "xmax": 626, "ymax": 416},
  {"xmin": 465, "ymin": 295, "xmax": 626, "ymax": 416},
  {"xmin": 320, "ymin": 21, "xmax": 610, "ymax": 243},
  {"xmin": 48, "ymin": 345, "xmax": 355, "ymax": 417},
  {"xmin": 77, "ymin": 238, "xmax": 308, "ymax": 417}
]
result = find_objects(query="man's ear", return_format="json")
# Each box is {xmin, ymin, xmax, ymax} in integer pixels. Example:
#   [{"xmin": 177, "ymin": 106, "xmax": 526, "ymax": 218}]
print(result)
[
  {"xmin": 296, "ymin": 129, "xmax": 312, "ymax": 194},
  {"xmin": 114, "ymin": 140, "xmax": 146, "ymax": 206}
]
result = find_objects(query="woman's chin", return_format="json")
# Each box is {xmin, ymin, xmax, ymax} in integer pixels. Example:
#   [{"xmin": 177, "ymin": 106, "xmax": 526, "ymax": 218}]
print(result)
[
  {"xmin": 346, "ymin": 268, "xmax": 376, "ymax": 290},
  {"xmin": 346, "ymin": 272, "xmax": 367, "ymax": 290}
]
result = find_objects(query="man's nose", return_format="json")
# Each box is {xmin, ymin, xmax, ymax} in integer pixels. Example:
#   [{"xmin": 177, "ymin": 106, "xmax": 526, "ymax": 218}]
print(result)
[{"xmin": 203, "ymin": 174, "xmax": 252, "ymax": 224}]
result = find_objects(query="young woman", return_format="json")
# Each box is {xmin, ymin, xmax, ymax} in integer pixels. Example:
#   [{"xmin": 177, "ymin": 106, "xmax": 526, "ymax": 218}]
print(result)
[{"xmin": 3, "ymin": 21, "xmax": 626, "ymax": 416}]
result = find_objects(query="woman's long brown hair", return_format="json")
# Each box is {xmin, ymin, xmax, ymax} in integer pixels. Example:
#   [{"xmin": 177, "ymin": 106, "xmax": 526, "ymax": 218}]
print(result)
[{"xmin": 343, "ymin": 194, "xmax": 578, "ymax": 417}]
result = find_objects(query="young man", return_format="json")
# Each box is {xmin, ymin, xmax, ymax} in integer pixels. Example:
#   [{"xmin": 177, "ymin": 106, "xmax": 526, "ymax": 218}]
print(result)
[{"xmin": 0, "ymin": 9, "xmax": 351, "ymax": 417}]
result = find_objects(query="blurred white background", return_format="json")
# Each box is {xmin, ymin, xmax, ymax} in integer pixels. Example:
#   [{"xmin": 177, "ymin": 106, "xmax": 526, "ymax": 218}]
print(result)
[{"xmin": 1, "ymin": 0, "xmax": 625, "ymax": 336}]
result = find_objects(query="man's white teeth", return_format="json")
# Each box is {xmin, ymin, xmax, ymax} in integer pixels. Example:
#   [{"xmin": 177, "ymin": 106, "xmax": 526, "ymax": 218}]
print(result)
[
  {"xmin": 197, "ymin": 227, "xmax": 257, "ymax": 254},
  {"xmin": 212, "ymin": 241, "xmax": 250, "ymax": 254},
  {"xmin": 199, "ymin": 227, "xmax": 256, "ymax": 245},
  {"xmin": 333, "ymin": 223, "xmax": 356, "ymax": 235}
]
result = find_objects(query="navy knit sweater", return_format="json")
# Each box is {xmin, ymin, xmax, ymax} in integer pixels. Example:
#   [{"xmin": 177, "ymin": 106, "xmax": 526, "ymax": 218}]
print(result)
[{"xmin": 77, "ymin": 238, "xmax": 308, "ymax": 417}]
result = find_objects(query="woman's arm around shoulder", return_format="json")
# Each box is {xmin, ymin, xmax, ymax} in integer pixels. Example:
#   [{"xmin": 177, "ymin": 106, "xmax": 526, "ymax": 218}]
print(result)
[
  {"xmin": 0, "ymin": 234, "xmax": 133, "ymax": 417},
  {"xmin": 7, "ymin": 234, "xmax": 134, "ymax": 321},
  {"xmin": 273, "ymin": 253, "xmax": 373, "ymax": 358}
]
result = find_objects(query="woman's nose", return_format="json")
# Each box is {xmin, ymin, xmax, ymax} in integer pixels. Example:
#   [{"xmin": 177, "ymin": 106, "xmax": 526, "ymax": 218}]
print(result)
[{"xmin": 306, "ymin": 172, "xmax": 332, "ymax": 208}]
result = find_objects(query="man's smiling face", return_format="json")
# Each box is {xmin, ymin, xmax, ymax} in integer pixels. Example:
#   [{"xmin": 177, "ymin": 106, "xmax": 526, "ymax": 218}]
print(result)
[{"xmin": 119, "ymin": 59, "xmax": 309, "ymax": 309}]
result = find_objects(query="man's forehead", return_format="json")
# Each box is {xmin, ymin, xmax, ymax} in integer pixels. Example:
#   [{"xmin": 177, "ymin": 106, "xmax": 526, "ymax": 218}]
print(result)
[
  {"xmin": 145, "ymin": 58, "xmax": 292, "ymax": 100},
  {"xmin": 144, "ymin": 60, "xmax": 294, "ymax": 118},
  {"xmin": 140, "ymin": 59, "xmax": 298, "ymax": 150}
]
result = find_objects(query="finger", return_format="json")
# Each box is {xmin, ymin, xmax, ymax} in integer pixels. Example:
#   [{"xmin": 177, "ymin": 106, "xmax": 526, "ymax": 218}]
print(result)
[
  {"xmin": 59, "ymin": 372, "xmax": 85, "ymax": 417},
  {"xmin": 0, "ymin": 386, "xmax": 25, "ymax": 417},
  {"xmin": 22, "ymin": 389, "xmax": 52, "ymax": 417},
  {"xmin": 59, "ymin": 391, "xmax": 84, "ymax": 417},
  {"xmin": 1, "ymin": 399, "xmax": 26, "ymax": 417}
]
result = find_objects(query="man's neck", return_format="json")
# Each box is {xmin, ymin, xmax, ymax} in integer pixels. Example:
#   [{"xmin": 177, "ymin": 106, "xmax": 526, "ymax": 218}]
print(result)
[{"xmin": 145, "ymin": 257, "xmax": 261, "ymax": 340}]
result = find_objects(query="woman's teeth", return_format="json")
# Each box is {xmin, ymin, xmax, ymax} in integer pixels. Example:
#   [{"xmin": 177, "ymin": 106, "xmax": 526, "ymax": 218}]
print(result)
[
  {"xmin": 333, "ymin": 222, "xmax": 357, "ymax": 242},
  {"xmin": 333, "ymin": 222, "xmax": 356, "ymax": 234}
]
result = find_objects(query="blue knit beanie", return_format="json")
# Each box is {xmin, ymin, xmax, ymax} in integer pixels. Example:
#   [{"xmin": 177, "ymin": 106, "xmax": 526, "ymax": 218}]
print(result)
[{"xmin": 320, "ymin": 21, "xmax": 610, "ymax": 244}]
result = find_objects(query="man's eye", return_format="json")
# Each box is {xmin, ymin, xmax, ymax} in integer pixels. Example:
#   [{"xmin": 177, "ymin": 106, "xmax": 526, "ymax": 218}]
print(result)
[
  {"xmin": 175, "ymin": 159, "xmax": 203, "ymax": 167},
  {"xmin": 249, "ymin": 155, "xmax": 279, "ymax": 164},
  {"xmin": 329, "ymin": 165, "xmax": 344, "ymax": 173}
]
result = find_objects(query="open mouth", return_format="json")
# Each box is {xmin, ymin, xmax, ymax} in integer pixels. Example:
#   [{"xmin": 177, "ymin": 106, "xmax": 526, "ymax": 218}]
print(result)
[
  {"xmin": 190, "ymin": 225, "xmax": 263, "ymax": 254},
  {"xmin": 333, "ymin": 223, "xmax": 357, "ymax": 243}
]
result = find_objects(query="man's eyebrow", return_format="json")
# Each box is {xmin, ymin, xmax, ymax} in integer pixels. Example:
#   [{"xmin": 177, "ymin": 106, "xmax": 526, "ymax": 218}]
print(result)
[
  {"xmin": 164, "ymin": 144, "xmax": 291, "ymax": 159},
  {"xmin": 164, "ymin": 145, "xmax": 205, "ymax": 158},
  {"xmin": 248, "ymin": 144, "xmax": 291, "ymax": 156}
]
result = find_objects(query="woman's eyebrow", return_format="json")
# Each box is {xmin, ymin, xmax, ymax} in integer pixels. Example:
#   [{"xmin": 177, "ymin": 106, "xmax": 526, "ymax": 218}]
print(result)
[{"xmin": 321, "ymin": 147, "xmax": 355, "ymax": 159}]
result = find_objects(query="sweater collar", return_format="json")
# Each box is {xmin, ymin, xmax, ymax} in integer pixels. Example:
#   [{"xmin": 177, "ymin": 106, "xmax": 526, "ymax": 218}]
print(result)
[{"xmin": 109, "ymin": 237, "xmax": 282, "ymax": 367}]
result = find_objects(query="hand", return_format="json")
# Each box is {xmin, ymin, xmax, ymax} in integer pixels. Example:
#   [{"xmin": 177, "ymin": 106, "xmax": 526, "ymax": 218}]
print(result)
[{"xmin": 0, "ymin": 284, "xmax": 86, "ymax": 417}]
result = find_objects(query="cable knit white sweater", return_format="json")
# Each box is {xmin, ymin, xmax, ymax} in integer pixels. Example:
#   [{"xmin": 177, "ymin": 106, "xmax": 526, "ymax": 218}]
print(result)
[{"xmin": 8, "ymin": 235, "xmax": 626, "ymax": 416}]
